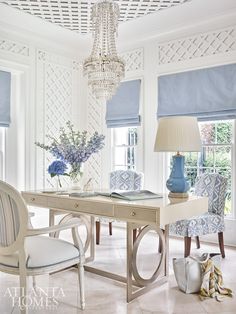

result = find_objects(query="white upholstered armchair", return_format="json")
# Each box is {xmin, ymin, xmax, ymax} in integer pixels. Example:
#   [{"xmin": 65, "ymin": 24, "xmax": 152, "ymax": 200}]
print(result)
[
  {"xmin": 96, "ymin": 170, "xmax": 144, "ymax": 245},
  {"xmin": 169, "ymin": 173, "xmax": 227, "ymax": 258},
  {"xmin": 0, "ymin": 180, "xmax": 85, "ymax": 313}
]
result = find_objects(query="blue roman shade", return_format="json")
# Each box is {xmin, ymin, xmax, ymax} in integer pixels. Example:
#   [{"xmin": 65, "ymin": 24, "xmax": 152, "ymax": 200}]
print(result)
[
  {"xmin": 157, "ymin": 64, "xmax": 236, "ymax": 121},
  {"xmin": 0, "ymin": 70, "xmax": 11, "ymax": 127},
  {"xmin": 106, "ymin": 79, "xmax": 141, "ymax": 128}
]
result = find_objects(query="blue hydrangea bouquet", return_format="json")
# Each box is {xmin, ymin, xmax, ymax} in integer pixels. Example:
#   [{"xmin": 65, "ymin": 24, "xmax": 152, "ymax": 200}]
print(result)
[
  {"xmin": 35, "ymin": 121, "xmax": 105, "ymax": 189},
  {"xmin": 47, "ymin": 160, "xmax": 68, "ymax": 188}
]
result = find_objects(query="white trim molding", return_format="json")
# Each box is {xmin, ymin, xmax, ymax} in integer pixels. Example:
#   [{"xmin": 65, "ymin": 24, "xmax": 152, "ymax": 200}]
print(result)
[{"xmin": 0, "ymin": 37, "xmax": 29, "ymax": 57}]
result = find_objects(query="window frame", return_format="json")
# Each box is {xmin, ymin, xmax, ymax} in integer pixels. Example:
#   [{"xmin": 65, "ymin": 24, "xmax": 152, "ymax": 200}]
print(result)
[{"xmin": 111, "ymin": 125, "xmax": 143, "ymax": 172}]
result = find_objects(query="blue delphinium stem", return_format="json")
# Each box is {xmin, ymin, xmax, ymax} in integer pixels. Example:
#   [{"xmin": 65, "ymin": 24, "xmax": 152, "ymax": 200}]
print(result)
[{"xmin": 35, "ymin": 121, "xmax": 105, "ymax": 180}]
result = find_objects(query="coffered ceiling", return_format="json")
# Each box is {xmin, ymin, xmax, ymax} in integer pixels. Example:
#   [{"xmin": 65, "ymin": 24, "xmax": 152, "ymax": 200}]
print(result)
[{"xmin": 1, "ymin": 0, "xmax": 191, "ymax": 34}]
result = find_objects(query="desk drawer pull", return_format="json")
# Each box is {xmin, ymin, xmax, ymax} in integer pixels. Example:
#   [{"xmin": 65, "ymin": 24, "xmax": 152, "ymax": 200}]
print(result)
[
  {"xmin": 131, "ymin": 211, "xmax": 136, "ymax": 216},
  {"xmin": 74, "ymin": 203, "xmax": 79, "ymax": 208},
  {"xmin": 30, "ymin": 197, "xmax": 35, "ymax": 202}
]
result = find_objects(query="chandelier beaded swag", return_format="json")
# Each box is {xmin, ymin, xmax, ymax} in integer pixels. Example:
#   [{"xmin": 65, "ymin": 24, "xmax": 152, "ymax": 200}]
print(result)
[{"xmin": 83, "ymin": 0, "xmax": 125, "ymax": 101}]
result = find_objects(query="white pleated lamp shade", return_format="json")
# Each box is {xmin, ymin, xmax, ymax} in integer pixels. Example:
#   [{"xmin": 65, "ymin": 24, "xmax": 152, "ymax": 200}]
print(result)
[{"xmin": 154, "ymin": 116, "xmax": 202, "ymax": 152}]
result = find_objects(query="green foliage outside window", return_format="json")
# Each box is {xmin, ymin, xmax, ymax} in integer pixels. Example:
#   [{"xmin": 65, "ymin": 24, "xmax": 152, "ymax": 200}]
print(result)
[{"xmin": 184, "ymin": 121, "xmax": 233, "ymax": 215}]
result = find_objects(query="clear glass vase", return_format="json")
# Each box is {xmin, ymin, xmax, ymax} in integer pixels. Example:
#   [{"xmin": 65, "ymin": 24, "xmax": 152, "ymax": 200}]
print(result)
[
  {"xmin": 54, "ymin": 175, "xmax": 64, "ymax": 193},
  {"xmin": 70, "ymin": 173, "xmax": 83, "ymax": 190},
  {"xmin": 70, "ymin": 164, "xmax": 84, "ymax": 190}
]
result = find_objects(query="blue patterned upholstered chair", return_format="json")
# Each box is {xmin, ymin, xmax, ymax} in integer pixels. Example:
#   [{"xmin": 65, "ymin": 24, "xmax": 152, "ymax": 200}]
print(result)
[
  {"xmin": 169, "ymin": 173, "xmax": 227, "ymax": 258},
  {"xmin": 96, "ymin": 170, "xmax": 144, "ymax": 245}
]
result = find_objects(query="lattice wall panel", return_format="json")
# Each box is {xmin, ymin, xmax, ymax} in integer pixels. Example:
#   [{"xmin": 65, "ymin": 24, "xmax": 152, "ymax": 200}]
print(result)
[
  {"xmin": 44, "ymin": 62, "xmax": 73, "ymax": 188},
  {"xmin": 2, "ymin": 0, "xmax": 190, "ymax": 34},
  {"xmin": 45, "ymin": 63, "xmax": 72, "ymax": 138},
  {"xmin": 0, "ymin": 37, "xmax": 29, "ymax": 56},
  {"xmin": 158, "ymin": 26, "xmax": 236, "ymax": 65},
  {"xmin": 36, "ymin": 50, "xmax": 78, "ymax": 189},
  {"xmin": 86, "ymin": 87, "xmax": 103, "ymax": 189},
  {"xmin": 121, "ymin": 48, "xmax": 144, "ymax": 72}
]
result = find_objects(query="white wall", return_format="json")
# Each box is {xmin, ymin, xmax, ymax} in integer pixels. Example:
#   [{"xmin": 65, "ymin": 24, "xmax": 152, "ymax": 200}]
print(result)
[{"xmin": 0, "ymin": 5, "xmax": 84, "ymax": 191}]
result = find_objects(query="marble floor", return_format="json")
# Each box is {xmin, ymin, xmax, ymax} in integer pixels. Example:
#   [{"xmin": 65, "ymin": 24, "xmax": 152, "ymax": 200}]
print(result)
[{"xmin": 0, "ymin": 223, "xmax": 236, "ymax": 314}]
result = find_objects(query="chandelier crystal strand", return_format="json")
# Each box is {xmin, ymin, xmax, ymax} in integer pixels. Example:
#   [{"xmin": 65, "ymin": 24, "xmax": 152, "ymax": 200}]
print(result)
[{"xmin": 83, "ymin": 0, "xmax": 125, "ymax": 101}]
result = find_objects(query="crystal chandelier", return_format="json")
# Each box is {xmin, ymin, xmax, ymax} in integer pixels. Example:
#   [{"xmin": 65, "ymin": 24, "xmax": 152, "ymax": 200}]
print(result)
[{"xmin": 83, "ymin": 0, "xmax": 125, "ymax": 101}]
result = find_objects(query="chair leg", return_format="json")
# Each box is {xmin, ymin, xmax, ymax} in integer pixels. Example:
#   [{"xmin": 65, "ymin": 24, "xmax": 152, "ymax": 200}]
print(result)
[
  {"xmin": 184, "ymin": 236, "xmax": 191, "ymax": 257},
  {"xmin": 32, "ymin": 276, "xmax": 36, "ymax": 290},
  {"xmin": 19, "ymin": 274, "xmax": 27, "ymax": 314},
  {"xmin": 19, "ymin": 273, "xmax": 27, "ymax": 314},
  {"xmin": 96, "ymin": 221, "xmax": 100, "ymax": 245},
  {"xmin": 49, "ymin": 209, "xmax": 55, "ymax": 237},
  {"xmin": 109, "ymin": 222, "xmax": 112, "ymax": 236},
  {"xmin": 78, "ymin": 264, "xmax": 85, "ymax": 310},
  {"xmin": 133, "ymin": 228, "xmax": 137, "ymax": 244},
  {"xmin": 218, "ymin": 232, "xmax": 225, "ymax": 258},
  {"xmin": 195, "ymin": 236, "xmax": 200, "ymax": 249}
]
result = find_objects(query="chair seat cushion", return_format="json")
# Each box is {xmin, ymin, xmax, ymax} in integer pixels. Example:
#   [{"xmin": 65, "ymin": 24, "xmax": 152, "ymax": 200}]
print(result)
[
  {"xmin": 169, "ymin": 213, "xmax": 225, "ymax": 237},
  {"xmin": 0, "ymin": 236, "xmax": 80, "ymax": 269}
]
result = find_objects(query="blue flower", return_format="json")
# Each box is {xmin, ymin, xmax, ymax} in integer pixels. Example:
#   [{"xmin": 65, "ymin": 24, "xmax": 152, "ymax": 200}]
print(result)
[
  {"xmin": 35, "ymin": 121, "xmax": 105, "ymax": 177},
  {"xmin": 48, "ymin": 160, "xmax": 67, "ymax": 177}
]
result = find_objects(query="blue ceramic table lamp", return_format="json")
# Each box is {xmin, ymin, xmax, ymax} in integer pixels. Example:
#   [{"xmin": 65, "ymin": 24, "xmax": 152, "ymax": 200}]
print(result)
[{"xmin": 154, "ymin": 116, "xmax": 202, "ymax": 198}]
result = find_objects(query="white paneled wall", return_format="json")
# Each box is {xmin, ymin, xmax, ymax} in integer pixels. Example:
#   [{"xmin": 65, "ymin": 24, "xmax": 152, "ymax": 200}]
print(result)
[
  {"xmin": 36, "ymin": 49, "xmax": 80, "ymax": 189},
  {"xmin": 86, "ymin": 87, "xmax": 104, "ymax": 189},
  {"xmin": 0, "ymin": 32, "xmax": 81, "ymax": 191}
]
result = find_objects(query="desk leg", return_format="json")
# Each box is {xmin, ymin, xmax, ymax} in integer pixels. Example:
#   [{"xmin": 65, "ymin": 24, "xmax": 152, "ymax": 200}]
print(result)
[
  {"xmin": 164, "ymin": 224, "xmax": 169, "ymax": 277},
  {"xmin": 87, "ymin": 216, "xmax": 95, "ymax": 263},
  {"xmin": 126, "ymin": 223, "xmax": 168, "ymax": 302},
  {"xmin": 127, "ymin": 222, "xmax": 134, "ymax": 302}
]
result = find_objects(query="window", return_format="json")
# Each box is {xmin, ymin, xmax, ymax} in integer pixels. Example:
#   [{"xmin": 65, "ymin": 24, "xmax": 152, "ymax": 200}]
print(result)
[
  {"xmin": 184, "ymin": 120, "xmax": 234, "ymax": 216},
  {"xmin": 112, "ymin": 127, "xmax": 138, "ymax": 170}
]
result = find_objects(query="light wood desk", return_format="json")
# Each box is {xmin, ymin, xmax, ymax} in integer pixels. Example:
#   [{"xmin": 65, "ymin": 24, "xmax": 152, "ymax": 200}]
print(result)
[{"xmin": 22, "ymin": 191, "xmax": 208, "ymax": 302}]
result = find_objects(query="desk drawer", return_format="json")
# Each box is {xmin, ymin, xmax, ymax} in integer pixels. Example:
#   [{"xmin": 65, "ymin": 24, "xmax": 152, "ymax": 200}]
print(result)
[
  {"xmin": 48, "ymin": 197, "xmax": 114, "ymax": 218},
  {"xmin": 23, "ymin": 194, "xmax": 48, "ymax": 207},
  {"xmin": 114, "ymin": 205, "xmax": 158, "ymax": 224}
]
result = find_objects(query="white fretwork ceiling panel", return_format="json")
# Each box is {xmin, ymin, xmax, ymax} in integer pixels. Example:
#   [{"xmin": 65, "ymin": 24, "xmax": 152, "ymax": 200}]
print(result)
[
  {"xmin": 2, "ymin": 0, "xmax": 190, "ymax": 34},
  {"xmin": 87, "ymin": 87, "xmax": 103, "ymax": 189},
  {"xmin": 158, "ymin": 26, "xmax": 236, "ymax": 65},
  {"xmin": 121, "ymin": 48, "xmax": 144, "ymax": 73}
]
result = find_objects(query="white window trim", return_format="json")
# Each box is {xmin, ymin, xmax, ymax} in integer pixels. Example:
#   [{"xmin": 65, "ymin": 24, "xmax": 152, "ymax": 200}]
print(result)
[{"xmin": 111, "ymin": 126, "xmax": 143, "ymax": 172}]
